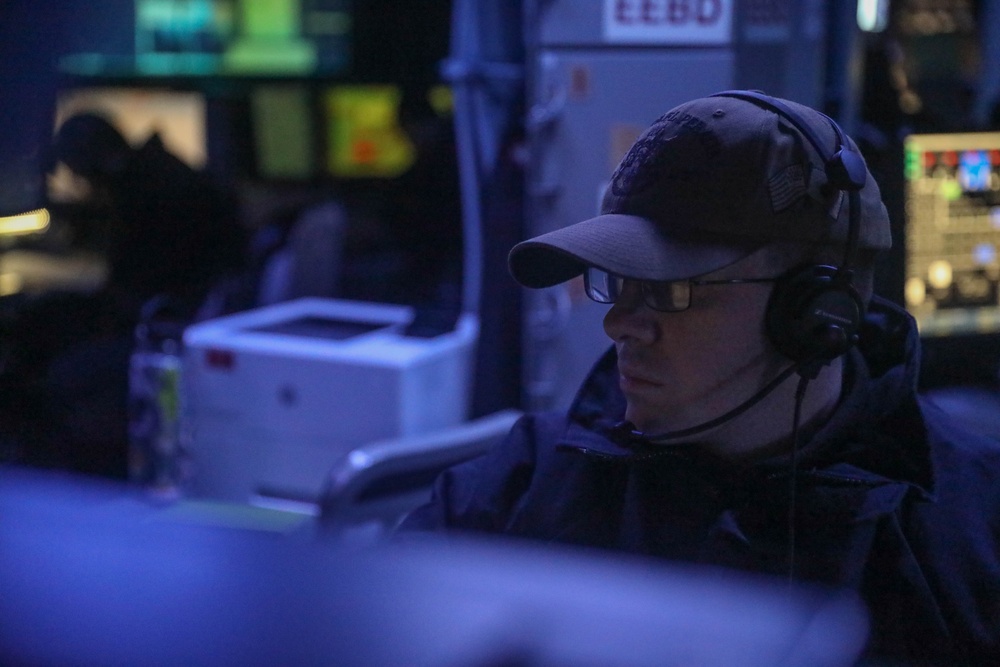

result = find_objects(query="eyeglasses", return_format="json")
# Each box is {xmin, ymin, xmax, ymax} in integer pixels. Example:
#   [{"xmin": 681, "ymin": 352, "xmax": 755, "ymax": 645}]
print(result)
[{"xmin": 583, "ymin": 267, "xmax": 780, "ymax": 312}]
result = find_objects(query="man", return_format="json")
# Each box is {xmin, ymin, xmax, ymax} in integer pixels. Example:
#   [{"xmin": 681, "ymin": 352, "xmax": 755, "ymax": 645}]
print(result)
[
  {"xmin": 400, "ymin": 91, "xmax": 1000, "ymax": 663},
  {"xmin": 48, "ymin": 112, "xmax": 247, "ymax": 313},
  {"xmin": 0, "ymin": 113, "xmax": 248, "ymax": 477}
]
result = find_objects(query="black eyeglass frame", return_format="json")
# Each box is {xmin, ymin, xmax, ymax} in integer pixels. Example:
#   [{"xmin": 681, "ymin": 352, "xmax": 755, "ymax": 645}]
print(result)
[{"xmin": 583, "ymin": 267, "xmax": 782, "ymax": 312}]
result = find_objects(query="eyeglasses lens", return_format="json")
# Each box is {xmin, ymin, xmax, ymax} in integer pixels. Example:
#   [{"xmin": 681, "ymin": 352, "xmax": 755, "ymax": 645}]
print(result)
[
  {"xmin": 643, "ymin": 281, "xmax": 690, "ymax": 311},
  {"xmin": 584, "ymin": 268, "xmax": 690, "ymax": 311},
  {"xmin": 584, "ymin": 267, "xmax": 618, "ymax": 303}
]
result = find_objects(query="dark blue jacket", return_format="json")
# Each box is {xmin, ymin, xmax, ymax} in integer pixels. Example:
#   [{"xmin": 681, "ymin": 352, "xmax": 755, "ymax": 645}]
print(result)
[{"xmin": 401, "ymin": 298, "xmax": 1000, "ymax": 664}]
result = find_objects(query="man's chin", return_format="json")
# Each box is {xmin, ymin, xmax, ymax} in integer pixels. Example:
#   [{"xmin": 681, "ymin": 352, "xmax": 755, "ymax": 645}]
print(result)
[
  {"xmin": 625, "ymin": 399, "xmax": 707, "ymax": 436},
  {"xmin": 623, "ymin": 409, "xmax": 668, "ymax": 436}
]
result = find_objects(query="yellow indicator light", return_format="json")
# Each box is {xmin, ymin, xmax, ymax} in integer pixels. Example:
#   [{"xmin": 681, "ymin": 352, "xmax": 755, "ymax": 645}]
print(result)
[
  {"xmin": 927, "ymin": 260, "xmax": 953, "ymax": 290},
  {"xmin": 940, "ymin": 180, "xmax": 963, "ymax": 201},
  {"xmin": 905, "ymin": 276, "xmax": 927, "ymax": 306},
  {"xmin": 0, "ymin": 208, "xmax": 50, "ymax": 236}
]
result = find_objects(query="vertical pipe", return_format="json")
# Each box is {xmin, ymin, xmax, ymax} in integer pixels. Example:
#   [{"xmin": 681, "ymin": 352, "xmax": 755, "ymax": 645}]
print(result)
[{"xmin": 973, "ymin": 0, "xmax": 1000, "ymax": 128}]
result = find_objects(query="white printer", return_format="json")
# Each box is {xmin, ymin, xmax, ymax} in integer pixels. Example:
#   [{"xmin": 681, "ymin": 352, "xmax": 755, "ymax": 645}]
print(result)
[{"xmin": 181, "ymin": 298, "xmax": 478, "ymax": 505}]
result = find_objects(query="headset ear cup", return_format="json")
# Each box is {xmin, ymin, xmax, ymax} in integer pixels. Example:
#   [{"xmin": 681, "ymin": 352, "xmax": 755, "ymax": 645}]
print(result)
[{"xmin": 766, "ymin": 265, "xmax": 864, "ymax": 364}]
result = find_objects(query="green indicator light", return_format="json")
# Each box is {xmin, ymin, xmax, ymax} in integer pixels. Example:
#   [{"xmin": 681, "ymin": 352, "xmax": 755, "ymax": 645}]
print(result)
[{"xmin": 905, "ymin": 150, "xmax": 921, "ymax": 180}]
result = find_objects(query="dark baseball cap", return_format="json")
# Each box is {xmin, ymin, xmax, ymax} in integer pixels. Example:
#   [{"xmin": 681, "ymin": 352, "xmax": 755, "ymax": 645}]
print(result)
[{"xmin": 508, "ymin": 91, "xmax": 892, "ymax": 288}]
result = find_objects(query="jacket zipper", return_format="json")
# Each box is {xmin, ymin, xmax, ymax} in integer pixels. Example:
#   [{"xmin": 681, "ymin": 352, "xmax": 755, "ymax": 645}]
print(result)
[
  {"xmin": 765, "ymin": 469, "xmax": 883, "ymax": 487},
  {"xmin": 560, "ymin": 444, "xmax": 701, "ymax": 464},
  {"xmin": 565, "ymin": 444, "xmax": 886, "ymax": 488}
]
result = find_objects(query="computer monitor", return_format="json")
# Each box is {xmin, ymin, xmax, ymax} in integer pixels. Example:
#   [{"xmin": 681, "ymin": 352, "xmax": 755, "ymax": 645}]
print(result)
[
  {"xmin": 0, "ymin": 464, "xmax": 870, "ymax": 667},
  {"xmin": 902, "ymin": 132, "xmax": 1000, "ymax": 338},
  {"xmin": 249, "ymin": 83, "xmax": 317, "ymax": 180},
  {"xmin": 132, "ymin": 0, "xmax": 352, "ymax": 77},
  {"xmin": 45, "ymin": 85, "xmax": 208, "ymax": 248},
  {"xmin": 52, "ymin": 85, "xmax": 208, "ymax": 171},
  {"xmin": 902, "ymin": 132, "xmax": 1000, "ymax": 388},
  {"xmin": 248, "ymin": 82, "xmax": 418, "ymax": 182}
]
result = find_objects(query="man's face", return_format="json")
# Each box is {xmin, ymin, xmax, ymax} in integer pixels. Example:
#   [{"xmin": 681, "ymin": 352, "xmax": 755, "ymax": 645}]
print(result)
[{"xmin": 602, "ymin": 247, "xmax": 789, "ymax": 435}]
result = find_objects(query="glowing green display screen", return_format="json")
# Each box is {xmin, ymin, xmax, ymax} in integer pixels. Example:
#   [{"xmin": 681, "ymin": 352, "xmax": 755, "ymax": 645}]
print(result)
[
  {"xmin": 133, "ymin": 0, "xmax": 351, "ymax": 76},
  {"xmin": 903, "ymin": 132, "xmax": 1000, "ymax": 337}
]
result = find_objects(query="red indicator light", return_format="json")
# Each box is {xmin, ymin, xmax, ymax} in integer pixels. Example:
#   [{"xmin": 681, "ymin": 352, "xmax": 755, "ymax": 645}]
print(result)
[
  {"xmin": 352, "ymin": 139, "xmax": 378, "ymax": 164},
  {"xmin": 990, "ymin": 149, "xmax": 1000, "ymax": 166},
  {"xmin": 942, "ymin": 151, "xmax": 958, "ymax": 167},
  {"xmin": 205, "ymin": 348, "xmax": 235, "ymax": 370},
  {"xmin": 923, "ymin": 151, "xmax": 936, "ymax": 168}
]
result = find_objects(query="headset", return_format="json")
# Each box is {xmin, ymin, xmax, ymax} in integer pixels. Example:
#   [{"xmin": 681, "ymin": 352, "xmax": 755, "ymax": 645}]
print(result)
[
  {"xmin": 614, "ymin": 90, "xmax": 871, "ymax": 444},
  {"xmin": 711, "ymin": 90, "xmax": 868, "ymax": 378},
  {"xmin": 709, "ymin": 92, "xmax": 875, "ymax": 584}
]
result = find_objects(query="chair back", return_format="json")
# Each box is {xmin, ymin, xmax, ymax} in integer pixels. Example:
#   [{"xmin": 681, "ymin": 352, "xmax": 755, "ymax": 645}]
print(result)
[{"xmin": 318, "ymin": 409, "xmax": 522, "ymax": 536}]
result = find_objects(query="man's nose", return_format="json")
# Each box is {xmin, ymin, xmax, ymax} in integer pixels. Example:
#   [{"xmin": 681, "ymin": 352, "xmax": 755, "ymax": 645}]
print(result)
[{"xmin": 602, "ymin": 282, "xmax": 656, "ymax": 343}]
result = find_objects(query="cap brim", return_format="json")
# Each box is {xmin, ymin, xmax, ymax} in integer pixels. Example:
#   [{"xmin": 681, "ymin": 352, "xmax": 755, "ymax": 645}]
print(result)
[{"xmin": 508, "ymin": 214, "xmax": 766, "ymax": 288}]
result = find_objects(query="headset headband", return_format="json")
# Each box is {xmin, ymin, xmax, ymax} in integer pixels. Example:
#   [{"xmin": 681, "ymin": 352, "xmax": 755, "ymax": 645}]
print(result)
[{"xmin": 710, "ymin": 90, "xmax": 865, "ymax": 279}]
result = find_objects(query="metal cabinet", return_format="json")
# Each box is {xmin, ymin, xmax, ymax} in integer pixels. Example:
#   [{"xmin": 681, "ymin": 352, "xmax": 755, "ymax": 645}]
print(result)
[{"xmin": 521, "ymin": 0, "xmax": 827, "ymax": 410}]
